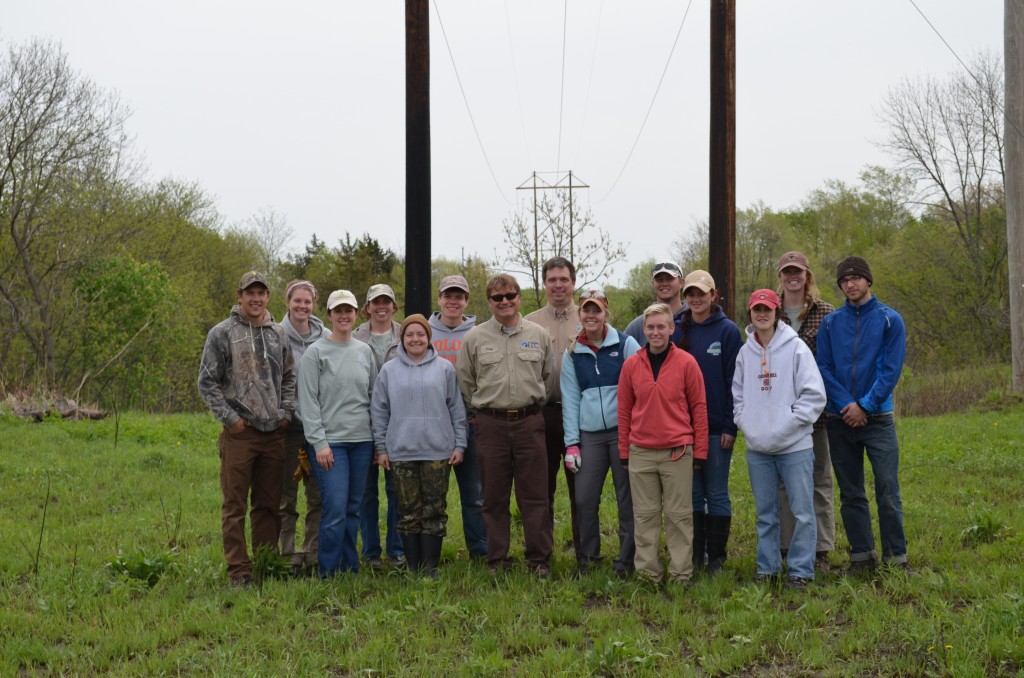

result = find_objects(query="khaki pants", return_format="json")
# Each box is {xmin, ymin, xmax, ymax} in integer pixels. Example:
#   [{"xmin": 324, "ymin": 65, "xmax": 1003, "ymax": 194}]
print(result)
[
  {"xmin": 628, "ymin": 445, "xmax": 694, "ymax": 583},
  {"xmin": 280, "ymin": 423, "xmax": 321, "ymax": 566},
  {"xmin": 219, "ymin": 426, "xmax": 284, "ymax": 580}
]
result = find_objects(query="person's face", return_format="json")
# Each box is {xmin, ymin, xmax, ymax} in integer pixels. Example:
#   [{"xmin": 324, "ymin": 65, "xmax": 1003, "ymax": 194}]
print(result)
[
  {"xmin": 438, "ymin": 289, "xmax": 469, "ymax": 324},
  {"xmin": 329, "ymin": 304, "xmax": 357, "ymax": 333},
  {"xmin": 750, "ymin": 304, "xmax": 776, "ymax": 332},
  {"xmin": 684, "ymin": 287, "xmax": 714, "ymax": 318},
  {"xmin": 287, "ymin": 288, "xmax": 314, "ymax": 322},
  {"xmin": 236, "ymin": 285, "xmax": 269, "ymax": 322},
  {"xmin": 779, "ymin": 266, "xmax": 807, "ymax": 295},
  {"xmin": 652, "ymin": 273, "xmax": 683, "ymax": 304},
  {"xmin": 839, "ymin": 274, "xmax": 871, "ymax": 304},
  {"xmin": 368, "ymin": 296, "xmax": 397, "ymax": 323},
  {"xmin": 487, "ymin": 285, "xmax": 521, "ymax": 325},
  {"xmin": 579, "ymin": 301, "xmax": 607, "ymax": 336},
  {"xmin": 643, "ymin": 312, "xmax": 673, "ymax": 352},
  {"xmin": 543, "ymin": 266, "xmax": 575, "ymax": 308},
  {"xmin": 402, "ymin": 324, "xmax": 429, "ymax": 359}
]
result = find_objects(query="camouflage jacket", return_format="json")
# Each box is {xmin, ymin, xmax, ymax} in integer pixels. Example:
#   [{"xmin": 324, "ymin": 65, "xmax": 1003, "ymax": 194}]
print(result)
[{"xmin": 198, "ymin": 306, "xmax": 296, "ymax": 431}]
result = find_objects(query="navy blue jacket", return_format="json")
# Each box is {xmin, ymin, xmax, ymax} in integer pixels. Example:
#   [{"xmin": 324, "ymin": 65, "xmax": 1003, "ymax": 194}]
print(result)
[
  {"xmin": 679, "ymin": 308, "xmax": 741, "ymax": 436},
  {"xmin": 816, "ymin": 295, "xmax": 906, "ymax": 416}
]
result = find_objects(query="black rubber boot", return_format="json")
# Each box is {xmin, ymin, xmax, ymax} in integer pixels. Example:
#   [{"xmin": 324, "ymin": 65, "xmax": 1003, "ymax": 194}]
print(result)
[
  {"xmin": 692, "ymin": 511, "xmax": 707, "ymax": 573},
  {"xmin": 420, "ymin": 534, "xmax": 443, "ymax": 579},
  {"xmin": 705, "ymin": 515, "xmax": 732, "ymax": 576},
  {"xmin": 399, "ymin": 533, "xmax": 421, "ymax": 573}
]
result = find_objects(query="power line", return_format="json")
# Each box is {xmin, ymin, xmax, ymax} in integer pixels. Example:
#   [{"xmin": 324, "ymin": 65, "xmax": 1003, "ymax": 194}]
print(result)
[
  {"xmin": 596, "ymin": 0, "xmax": 695, "ymax": 203},
  {"xmin": 556, "ymin": 0, "xmax": 568, "ymax": 172},
  {"xmin": 572, "ymin": 0, "xmax": 604, "ymax": 169},
  {"xmin": 432, "ymin": 0, "xmax": 513, "ymax": 205},
  {"xmin": 504, "ymin": 0, "xmax": 532, "ymax": 169}
]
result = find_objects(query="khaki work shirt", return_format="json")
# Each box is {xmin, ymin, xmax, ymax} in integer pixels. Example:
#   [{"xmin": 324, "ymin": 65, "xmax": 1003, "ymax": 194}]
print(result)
[
  {"xmin": 524, "ymin": 304, "xmax": 581, "ymax": 403},
  {"xmin": 456, "ymin": 315, "xmax": 554, "ymax": 411}
]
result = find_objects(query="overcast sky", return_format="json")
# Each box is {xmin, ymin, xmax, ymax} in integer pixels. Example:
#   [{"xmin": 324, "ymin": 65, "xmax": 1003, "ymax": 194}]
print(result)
[{"xmin": 4, "ymin": 1, "xmax": 1004, "ymax": 284}]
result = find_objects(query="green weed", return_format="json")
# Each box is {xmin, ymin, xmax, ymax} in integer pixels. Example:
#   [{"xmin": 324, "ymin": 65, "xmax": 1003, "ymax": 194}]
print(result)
[{"xmin": 960, "ymin": 505, "xmax": 1011, "ymax": 545}]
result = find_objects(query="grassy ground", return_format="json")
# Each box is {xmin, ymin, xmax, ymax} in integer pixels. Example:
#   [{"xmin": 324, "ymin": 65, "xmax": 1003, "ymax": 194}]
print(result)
[{"xmin": 1, "ymin": 406, "xmax": 1022, "ymax": 676}]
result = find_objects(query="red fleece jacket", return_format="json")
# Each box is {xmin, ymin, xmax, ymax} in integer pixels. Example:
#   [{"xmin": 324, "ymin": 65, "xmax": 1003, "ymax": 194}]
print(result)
[{"xmin": 617, "ymin": 344, "xmax": 709, "ymax": 461}]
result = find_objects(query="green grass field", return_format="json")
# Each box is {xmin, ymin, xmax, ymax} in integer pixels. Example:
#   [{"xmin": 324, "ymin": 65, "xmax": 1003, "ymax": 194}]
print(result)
[{"xmin": 1, "ymin": 407, "xmax": 1022, "ymax": 676}]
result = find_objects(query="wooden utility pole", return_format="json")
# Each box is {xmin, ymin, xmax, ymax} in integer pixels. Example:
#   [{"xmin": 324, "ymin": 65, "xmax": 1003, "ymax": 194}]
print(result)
[
  {"xmin": 1007, "ymin": 0, "xmax": 1024, "ymax": 392},
  {"xmin": 406, "ymin": 0, "xmax": 431, "ymax": 316},
  {"xmin": 709, "ymin": 0, "xmax": 736, "ymax": 318}
]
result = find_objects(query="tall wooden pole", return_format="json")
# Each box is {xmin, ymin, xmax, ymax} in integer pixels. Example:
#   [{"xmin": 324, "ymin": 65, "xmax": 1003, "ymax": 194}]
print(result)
[
  {"xmin": 406, "ymin": 0, "xmax": 431, "ymax": 316},
  {"xmin": 1006, "ymin": 0, "xmax": 1024, "ymax": 392},
  {"xmin": 709, "ymin": 0, "xmax": 736, "ymax": 318}
]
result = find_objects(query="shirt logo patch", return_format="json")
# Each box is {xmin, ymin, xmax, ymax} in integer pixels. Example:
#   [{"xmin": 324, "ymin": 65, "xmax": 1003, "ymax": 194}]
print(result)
[
  {"xmin": 610, "ymin": 351, "xmax": 619, "ymax": 357},
  {"xmin": 706, "ymin": 341, "xmax": 722, "ymax": 356},
  {"xmin": 481, "ymin": 345, "xmax": 497, "ymax": 353},
  {"xmin": 520, "ymin": 340, "xmax": 540, "ymax": 350}
]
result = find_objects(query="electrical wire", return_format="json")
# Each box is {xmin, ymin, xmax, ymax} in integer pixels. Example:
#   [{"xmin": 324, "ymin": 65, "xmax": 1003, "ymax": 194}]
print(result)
[
  {"xmin": 432, "ymin": 0, "xmax": 514, "ymax": 205},
  {"xmin": 572, "ymin": 0, "xmax": 604, "ymax": 170},
  {"xmin": 504, "ymin": 0, "xmax": 533, "ymax": 169},
  {"xmin": 556, "ymin": 0, "xmax": 568, "ymax": 172},
  {"xmin": 595, "ymin": 0, "xmax": 694, "ymax": 203}
]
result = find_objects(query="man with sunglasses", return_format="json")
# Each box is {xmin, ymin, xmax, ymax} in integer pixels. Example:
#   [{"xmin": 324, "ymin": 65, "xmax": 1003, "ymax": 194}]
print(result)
[
  {"xmin": 525, "ymin": 256, "xmax": 583, "ymax": 565},
  {"xmin": 816, "ymin": 256, "xmax": 909, "ymax": 574},
  {"xmin": 624, "ymin": 261, "xmax": 688, "ymax": 347},
  {"xmin": 457, "ymin": 274, "xmax": 556, "ymax": 577}
]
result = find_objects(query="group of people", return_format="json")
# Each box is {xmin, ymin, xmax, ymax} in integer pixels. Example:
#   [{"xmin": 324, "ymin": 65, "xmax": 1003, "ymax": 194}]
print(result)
[{"xmin": 198, "ymin": 251, "xmax": 909, "ymax": 589}]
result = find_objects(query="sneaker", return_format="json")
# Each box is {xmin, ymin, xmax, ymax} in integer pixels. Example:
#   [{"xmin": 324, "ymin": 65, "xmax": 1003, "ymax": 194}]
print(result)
[
  {"xmin": 886, "ymin": 560, "xmax": 915, "ymax": 574},
  {"xmin": 785, "ymin": 576, "xmax": 810, "ymax": 590},
  {"xmin": 752, "ymin": 573, "xmax": 775, "ymax": 585},
  {"xmin": 530, "ymin": 563, "xmax": 552, "ymax": 580},
  {"xmin": 391, "ymin": 555, "xmax": 407, "ymax": 570},
  {"xmin": 367, "ymin": 557, "xmax": 384, "ymax": 571},
  {"xmin": 815, "ymin": 552, "xmax": 831, "ymax": 573},
  {"xmin": 230, "ymin": 574, "xmax": 253, "ymax": 588},
  {"xmin": 613, "ymin": 566, "xmax": 632, "ymax": 580},
  {"xmin": 844, "ymin": 558, "xmax": 878, "ymax": 576},
  {"xmin": 289, "ymin": 564, "xmax": 305, "ymax": 579}
]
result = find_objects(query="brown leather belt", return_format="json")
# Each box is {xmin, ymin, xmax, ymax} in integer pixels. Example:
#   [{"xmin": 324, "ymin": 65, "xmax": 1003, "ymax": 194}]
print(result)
[{"xmin": 477, "ymin": 405, "xmax": 541, "ymax": 421}]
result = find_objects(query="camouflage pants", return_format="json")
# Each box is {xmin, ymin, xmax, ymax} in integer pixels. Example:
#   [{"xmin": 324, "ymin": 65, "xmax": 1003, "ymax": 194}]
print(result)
[{"xmin": 392, "ymin": 460, "xmax": 451, "ymax": 536}]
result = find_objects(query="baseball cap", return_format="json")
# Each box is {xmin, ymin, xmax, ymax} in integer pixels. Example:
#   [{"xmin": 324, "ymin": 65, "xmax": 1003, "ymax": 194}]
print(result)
[
  {"xmin": 438, "ymin": 275, "xmax": 470, "ymax": 294},
  {"xmin": 682, "ymin": 269, "xmax": 715, "ymax": 293},
  {"xmin": 365, "ymin": 283, "xmax": 397, "ymax": 305},
  {"xmin": 777, "ymin": 251, "xmax": 810, "ymax": 272},
  {"xmin": 748, "ymin": 289, "xmax": 781, "ymax": 310},
  {"xmin": 577, "ymin": 289, "xmax": 609, "ymax": 311},
  {"xmin": 238, "ymin": 271, "xmax": 269, "ymax": 291},
  {"xmin": 651, "ymin": 261, "xmax": 683, "ymax": 279},
  {"xmin": 327, "ymin": 289, "xmax": 359, "ymax": 310}
]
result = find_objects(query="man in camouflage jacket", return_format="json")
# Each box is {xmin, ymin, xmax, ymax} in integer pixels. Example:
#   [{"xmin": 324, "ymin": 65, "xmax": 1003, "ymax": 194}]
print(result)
[{"xmin": 198, "ymin": 271, "xmax": 296, "ymax": 586}]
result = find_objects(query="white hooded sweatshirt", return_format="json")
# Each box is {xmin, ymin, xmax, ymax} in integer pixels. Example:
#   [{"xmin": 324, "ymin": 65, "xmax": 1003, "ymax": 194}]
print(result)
[{"xmin": 732, "ymin": 321, "xmax": 826, "ymax": 455}]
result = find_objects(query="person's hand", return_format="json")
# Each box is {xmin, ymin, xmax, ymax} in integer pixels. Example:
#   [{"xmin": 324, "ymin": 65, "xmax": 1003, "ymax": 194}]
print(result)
[
  {"xmin": 315, "ymin": 446, "xmax": 333, "ymax": 470},
  {"xmin": 565, "ymin": 446, "xmax": 582, "ymax": 473},
  {"xmin": 448, "ymin": 450, "xmax": 464, "ymax": 466},
  {"xmin": 620, "ymin": 455, "xmax": 629, "ymax": 470},
  {"xmin": 227, "ymin": 419, "xmax": 246, "ymax": 434},
  {"xmin": 376, "ymin": 453, "xmax": 392, "ymax": 471},
  {"xmin": 693, "ymin": 458, "xmax": 705, "ymax": 472},
  {"xmin": 719, "ymin": 433, "xmax": 736, "ymax": 449},
  {"xmin": 841, "ymin": 402, "xmax": 868, "ymax": 428}
]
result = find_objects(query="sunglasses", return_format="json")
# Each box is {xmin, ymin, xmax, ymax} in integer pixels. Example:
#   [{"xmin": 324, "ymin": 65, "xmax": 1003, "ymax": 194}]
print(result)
[
  {"xmin": 651, "ymin": 262, "xmax": 681, "ymax": 275},
  {"xmin": 488, "ymin": 292, "xmax": 520, "ymax": 303},
  {"xmin": 579, "ymin": 289, "xmax": 607, "ymax": 301}
]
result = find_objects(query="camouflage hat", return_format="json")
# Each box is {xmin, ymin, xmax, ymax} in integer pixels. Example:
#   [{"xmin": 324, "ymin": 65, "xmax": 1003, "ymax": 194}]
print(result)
[
  {"xmin": 238, "ymin": 271, "xmax": 269, "ymax": 291},
  {"xmin": 438, "ymin": 275, "xmax": 470, "ymax": 294},
  {"xmin": 365, "ymin": 283, "xmax": 397, "ymax": 305}
]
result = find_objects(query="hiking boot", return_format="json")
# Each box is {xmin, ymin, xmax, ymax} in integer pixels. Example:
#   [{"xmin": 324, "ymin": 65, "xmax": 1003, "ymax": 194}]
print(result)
[
  {"xmin": 815, "ymin": 551, "xmax": 831, "ymax": 573},
  {"xmin": 786, "ymin": 576, "xmax": 810, "ymax": 591},
  {"xmin": 843, "ymin": 558, "xmax": 878, "ymax": 576},
  {"xmin": 230, "ymin": 574, "xmax": 253, "ymax": 588},
  {"xmin": 752, "ymin": 573, "xmax": 775, "ymax": 585}
]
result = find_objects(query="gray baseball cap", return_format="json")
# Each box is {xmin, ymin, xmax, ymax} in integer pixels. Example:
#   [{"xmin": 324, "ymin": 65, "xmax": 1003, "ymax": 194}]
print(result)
[{"xmin": 438, "ymin": 275, "xmax": 470, "ymax": 294}]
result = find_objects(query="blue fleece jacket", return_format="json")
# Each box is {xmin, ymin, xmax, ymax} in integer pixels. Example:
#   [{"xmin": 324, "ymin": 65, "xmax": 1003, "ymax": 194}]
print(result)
[
  {"xmin": 560, "ymin": 326, "xmax": 641, "ymax": 446},
  {"xmin": 816, "ymin": 295, "xmax": 906, "ymax": 416},
  {"xmin": 679, "ymin": 308, "xmax": 741, "ymax": 437}
]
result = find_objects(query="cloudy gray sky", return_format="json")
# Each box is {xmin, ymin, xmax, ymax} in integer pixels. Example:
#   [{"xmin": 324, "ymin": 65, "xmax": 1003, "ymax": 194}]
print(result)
[{"xmin": 4, "ymin": 1, "xmax": 1003, "ymax": 284}]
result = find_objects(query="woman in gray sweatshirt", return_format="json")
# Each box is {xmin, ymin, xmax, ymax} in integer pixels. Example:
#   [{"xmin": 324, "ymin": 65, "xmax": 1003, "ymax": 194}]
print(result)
[{"xmin": 371, "ymin": 314, "xmax": 467, "ymax": 577}]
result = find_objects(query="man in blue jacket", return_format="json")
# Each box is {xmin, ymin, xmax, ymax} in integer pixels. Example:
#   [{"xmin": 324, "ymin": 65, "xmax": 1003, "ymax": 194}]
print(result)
[{"xmin": 816, "ymin": 256, "xmax": 909, "ymax": 573}]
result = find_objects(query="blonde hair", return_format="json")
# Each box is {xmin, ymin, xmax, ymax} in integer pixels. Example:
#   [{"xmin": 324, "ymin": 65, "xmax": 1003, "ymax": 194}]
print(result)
[{"xmin": 642, "ymin": 302, "xmax": 673, "ymax": 323}]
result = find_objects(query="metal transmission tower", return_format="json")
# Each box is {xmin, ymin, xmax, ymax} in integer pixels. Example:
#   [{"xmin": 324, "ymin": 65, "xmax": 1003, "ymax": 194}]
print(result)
[{"xmin": 515, "ymin": 171, "xmax": 590, "ymax": 266}]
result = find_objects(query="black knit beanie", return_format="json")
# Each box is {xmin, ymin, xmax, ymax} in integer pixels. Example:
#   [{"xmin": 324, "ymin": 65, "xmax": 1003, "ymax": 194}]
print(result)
[{"xmin": 835, "ymin": 256, "xmax": 873, "ymax": 286}]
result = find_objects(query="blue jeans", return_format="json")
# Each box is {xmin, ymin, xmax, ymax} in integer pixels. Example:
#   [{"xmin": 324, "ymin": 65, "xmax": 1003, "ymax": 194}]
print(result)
[
  {"xmin": 827, "ymin": 414, "xmax": 907, "ymax": 563},
  {"xmin": 692, "ymin": 434, "xmax": 733, "ymax": 516},
  {"xmin": 360, "ymin": 464, "xmax": 403, "ymax": 560},
  {"xmin": 453, "ymin": 423, "xmax": 488, "ymax": 558},
  {"xmin": 308, "ymin": 441, "xmax": 373, "ymax": 577},
  {"xmin": 747, "ymin": 447, "xmax": 816, "ymax": 579}
]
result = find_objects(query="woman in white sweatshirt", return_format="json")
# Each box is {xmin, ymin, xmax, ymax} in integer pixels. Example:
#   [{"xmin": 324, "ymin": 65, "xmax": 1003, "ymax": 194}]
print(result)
[{"xmin": 732, "ymin": 289, "xmax": 825, "ymax": 589}]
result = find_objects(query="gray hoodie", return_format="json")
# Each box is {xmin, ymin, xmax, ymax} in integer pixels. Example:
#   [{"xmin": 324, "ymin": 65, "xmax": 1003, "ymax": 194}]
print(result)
[
  {"xmin": 732, "ymin": 321, "xmax": 825, "ymax": 455},
  {"xmin": 279, "ymin": 313, "xmax": 328, "ymax": 423},
  {"xmin": 370, "ymin": 344, "xmax": 468, "ymax": 462},
  {"xmin": 427, "ymin": 312, "xmax": 477, "ymax": 366}
]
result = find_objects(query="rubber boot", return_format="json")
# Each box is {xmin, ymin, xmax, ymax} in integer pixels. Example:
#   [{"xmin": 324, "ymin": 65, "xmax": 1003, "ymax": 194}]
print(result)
[
  {"xmin": 692, "ymin": 511, "xmax": 707, "ymax": 574},
  {"xmin": 705, "ymin": 515, "xmax": 732, "ymax": 576},
  {"xmin": 399, "ymin": 533, "xmax": 421, "ymax": 573},
  {"xmin": 420, "ymin": 534, "xmax": 443, "ymax": 579}
]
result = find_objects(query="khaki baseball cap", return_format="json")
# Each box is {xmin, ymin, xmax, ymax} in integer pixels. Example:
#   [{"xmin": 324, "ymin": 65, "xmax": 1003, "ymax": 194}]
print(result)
[
  {"xmin": 327, "ymin": 289, "xmax": 359, "ymax": 310},
  {"xmin": 438, "ymin": 275, "xmax": 470, "ymax": 294},
  {"xmin": 365, "ymin": 283, "xmax": 396, "ymax": 305},
  {"xmin": 683, "ymin": 269, "xmax": 715, "ymax": 293}
]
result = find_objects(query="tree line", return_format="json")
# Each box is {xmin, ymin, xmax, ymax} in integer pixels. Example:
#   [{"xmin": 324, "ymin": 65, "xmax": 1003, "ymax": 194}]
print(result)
[{"xmin": 1, "ymin": 38, "xmax": 1009, "ymax": 411}]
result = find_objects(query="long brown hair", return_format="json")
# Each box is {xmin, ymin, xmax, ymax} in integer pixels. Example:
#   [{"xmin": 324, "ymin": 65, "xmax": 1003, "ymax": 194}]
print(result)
[{"xmin": 776, "ymin": 268, "xmax": 821, "ymax": 320}]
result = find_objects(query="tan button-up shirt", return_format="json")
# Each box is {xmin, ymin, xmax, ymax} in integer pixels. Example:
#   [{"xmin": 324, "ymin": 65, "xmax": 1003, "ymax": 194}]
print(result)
[
  {"xmin": 456, "ymin": 315, "xmax": 554, "ymax": 411},
  {"xmin": 524, "ymin": 304, "xmax": 581, "ymax": 403}
]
